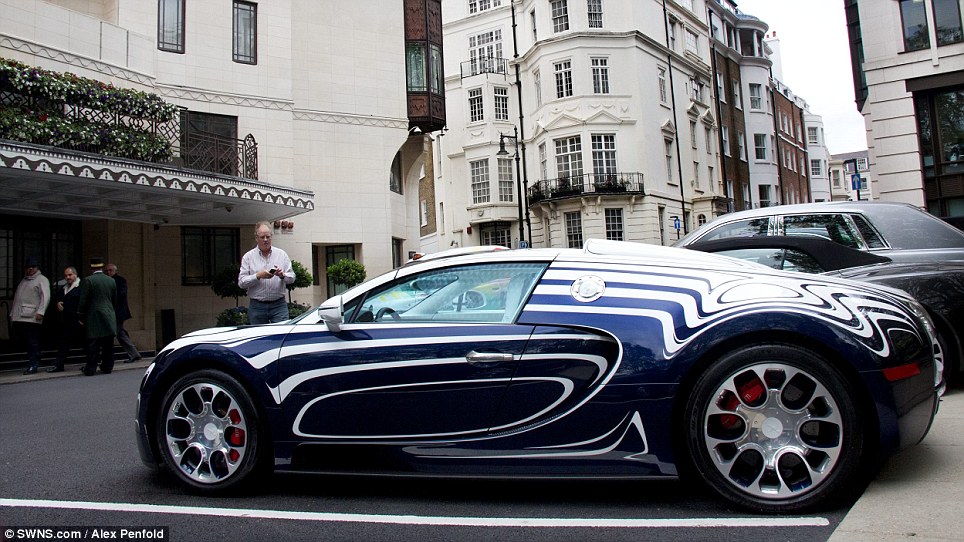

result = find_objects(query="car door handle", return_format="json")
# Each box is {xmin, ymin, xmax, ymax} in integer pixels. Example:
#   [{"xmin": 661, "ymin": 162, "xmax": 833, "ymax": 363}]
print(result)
[{"xmin": 465, "ymin": 351, "xmax": 515, "ymax": 366}]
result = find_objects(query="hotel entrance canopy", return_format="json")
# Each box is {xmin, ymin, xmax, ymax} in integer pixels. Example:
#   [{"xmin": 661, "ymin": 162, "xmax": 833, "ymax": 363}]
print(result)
[{"xmin": 0, "ymin": 141, "xmax": 314, "ymax": 226}]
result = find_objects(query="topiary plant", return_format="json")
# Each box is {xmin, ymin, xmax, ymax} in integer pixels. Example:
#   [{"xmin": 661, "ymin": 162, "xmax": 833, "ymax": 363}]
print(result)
[
  {"xmin": 287, "ymin": 260, "xmax": 313, "ymax": 302},
  {"xmin": 327, "ymin": 258, "xmax": 366, "ymax": 288},
  {"xmin": 211, "ymin": 266, "xmax": 247, "ymax": 307}
]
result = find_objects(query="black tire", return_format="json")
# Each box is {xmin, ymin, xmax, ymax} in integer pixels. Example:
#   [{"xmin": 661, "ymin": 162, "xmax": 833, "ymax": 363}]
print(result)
[
  {"xmin": 154, "ymin": 369, "xmax": 269, "ymax": 493},
  {"xmin": 682, "ymin": 343, "xmax": 868, "ymax": 513}
]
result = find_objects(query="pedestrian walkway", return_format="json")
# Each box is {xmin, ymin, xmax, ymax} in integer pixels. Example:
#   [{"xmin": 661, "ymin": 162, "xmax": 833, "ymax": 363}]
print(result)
[
  {"xmin": 1, "ymin": 362, "xmax": 959, "ymax": 541},
  {"xmin": 0, "ymin": 357, "xmax": 152, "ymax": 385},
  {"xmin": 828, "ymin": 387, "xmax": 964, "ymax": 541}
]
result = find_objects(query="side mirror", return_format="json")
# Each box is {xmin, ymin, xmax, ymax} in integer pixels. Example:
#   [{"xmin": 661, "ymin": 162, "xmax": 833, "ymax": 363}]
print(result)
[{"xmin": 317, "ymin": 295, "xmax": 344, "ymax": 332}]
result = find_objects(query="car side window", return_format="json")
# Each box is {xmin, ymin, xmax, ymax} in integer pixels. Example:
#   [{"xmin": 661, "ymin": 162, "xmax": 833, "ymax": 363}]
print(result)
[
  {"xmin": 700, "ymin": 218, "xmax": 770, "ymax": 241},
  {"xmin": 346, "ymin": 263, "xmax": 546, "ymax": 324},
  {"xmin": 783, "ymin": 214, "xmax": 863, "ymax": 249},
  {"xmin": 851, "ymin": 214, "xmax": 887, "ymax": 249}
]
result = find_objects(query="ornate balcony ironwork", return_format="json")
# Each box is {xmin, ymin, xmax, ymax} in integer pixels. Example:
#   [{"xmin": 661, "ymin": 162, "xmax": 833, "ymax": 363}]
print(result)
[
  {"xmin": 527, "ymin": 172, "xmax": 645, "ymax": 204},
  {"xmin": 0, "ymin": 90, "xmax": 258, "ymax": 180}
]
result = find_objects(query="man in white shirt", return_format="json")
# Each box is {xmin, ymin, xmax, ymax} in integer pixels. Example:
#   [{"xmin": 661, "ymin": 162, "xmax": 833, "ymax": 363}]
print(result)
[{"xmin": 238, "ymin": 221, "xmax": 294, "ymax": 324}]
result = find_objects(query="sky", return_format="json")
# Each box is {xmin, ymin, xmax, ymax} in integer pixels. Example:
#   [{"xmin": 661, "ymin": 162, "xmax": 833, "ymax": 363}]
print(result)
[{"xmin": 734, "ymin": 0, "xmax": 868, "ymax": 154}]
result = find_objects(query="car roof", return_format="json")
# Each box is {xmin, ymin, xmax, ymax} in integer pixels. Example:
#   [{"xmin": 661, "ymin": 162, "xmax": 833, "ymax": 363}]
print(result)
[{"xmin": 677, "ymin": 201, "xmax": 964, "ymax": 249}]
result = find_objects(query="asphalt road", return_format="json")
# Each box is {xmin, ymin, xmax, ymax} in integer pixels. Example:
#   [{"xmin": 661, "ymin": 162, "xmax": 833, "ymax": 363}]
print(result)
[{"xmin": 0, "ymin": 369, "xmax": 850, "ymax": 542}]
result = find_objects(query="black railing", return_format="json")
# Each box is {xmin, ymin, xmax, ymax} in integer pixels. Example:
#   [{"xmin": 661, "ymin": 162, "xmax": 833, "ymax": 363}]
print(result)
[
  {"xmin": 0, "ymin": 91, "xmax": 258, "ymax": 180},
  {"xmin": 528, "ymin": 172, "xmax": 645, "ymax": 203},
  {"xmin": 460, "ymin": 57, "xmax": 508, "ymax": 78}
]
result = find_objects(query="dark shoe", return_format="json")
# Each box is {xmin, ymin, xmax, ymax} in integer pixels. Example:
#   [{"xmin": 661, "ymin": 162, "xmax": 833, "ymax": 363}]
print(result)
[
  {"xmin": 22, "ymin": 366, "xmax": 38, "ymax": 375},
  {"xmin": 47, "ymin": 366, "xmax": 64, "ymax": 373},
  {"xmin": 99, "ymin": 366, "xmax": 112, "ymax": 374},
  {"xmin": 81, "ymin": 367, "xmax": 97, "ymax": 376}
]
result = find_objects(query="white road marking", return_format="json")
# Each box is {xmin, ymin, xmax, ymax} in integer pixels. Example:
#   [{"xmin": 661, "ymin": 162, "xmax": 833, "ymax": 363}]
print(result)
[{"xmin": 0, "ymin": 498, "xmax": 829, "ymax": 528}]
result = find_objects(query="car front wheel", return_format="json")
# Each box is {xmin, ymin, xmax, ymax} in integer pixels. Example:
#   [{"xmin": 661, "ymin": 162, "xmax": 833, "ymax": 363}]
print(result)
[
  {"xmin": 155, "ymin": 369, "xmax": 267, "ymax": 493},
  {"xmin": 683, "ymin": 344, "xmax": 868, "ymax": 512}
]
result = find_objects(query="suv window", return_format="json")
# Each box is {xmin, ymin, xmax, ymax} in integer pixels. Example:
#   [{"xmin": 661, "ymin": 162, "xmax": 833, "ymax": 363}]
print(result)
[
  {"xmin": 850, "ymin": 214, "xmax": 887, "ymax": 249},
  {"xmin": 698, "ymin": 218, "xmax": 770, "ymax": 242},
  {"xmin": 782, "ymin": 214, "xmax": 863, "ymax": 249}
]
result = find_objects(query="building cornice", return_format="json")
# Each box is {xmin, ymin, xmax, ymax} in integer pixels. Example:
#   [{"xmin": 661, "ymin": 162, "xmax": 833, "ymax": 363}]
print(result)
[{"xmin": 0, "ymin": 33, "xmax": 156, "ymax": 86}]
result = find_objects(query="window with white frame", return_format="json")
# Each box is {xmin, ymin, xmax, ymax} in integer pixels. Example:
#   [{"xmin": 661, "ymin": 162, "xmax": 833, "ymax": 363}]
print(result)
[
  {"xmin": 591, "ymin": 134, "xmax": 617, "ymax": 175},
  {"xmin": 498, "ymin": 158, "xmax": 515, "ymax": 202},
  {"xmin": 810, "ymin": 159, "xmax": 822, "ymax": 177},
  {"xmin": 494, "ymin": 87, "xmax": 509, "ymax": 120},
  {"xmin": 554, "ymin": 60, "xmax": 573, "ymax": 98},
  {"xmin": 705, "ymin": 126, "xmax": 712, "ymax": 154},
  {"xmin": 669, "ymin": 20, "xmax": 678, "ymax": 51},
  {"xmin": 716, "ymin": 73, "xmax": 725, "ymax": 103},
  {"xmin": 707, "ymin": 164, "xmax": 714, "ymax": 186},
  {"xmin": 470, "ymin": 159, "xmax": 491, "ymax": 204},
  {"xmin": 732, "ymin": 79, "xmax": 741, "ymax": 108},
  {"xmin": 690, "ymin": 121, "xmax": 698, "ymax": 148},
  {"xmin": 468, "ymin": 88, "xmax": 484, "ymax": 122},
  {"xmin": 605, "ymin": 208, "xmax": 623, "ymax": 241},
  {"xmin": 759, "ymin": 184, "xmax": 772, "ymax": 207},
  {"xmin": 534, "ymin": 70, "xmax": 542, "ymax": 106},
  {"xmin": 420, "ymin": 200, "xmax": 428, "ymax": 226},
  {"xmin": 469, "ymin": 29, "xmax": 503, "ymax": 74},
  {"xmin": 531, "ymin": 10, "xmax": 538, "ymax": 41},
  {"xmin": 591, "ymin": 57, "xmax": 610, "ymax": 94},
  {"xmin": 665, "ymin": 139, "xmax": 674, "ymax": 183},
  {"xmin": 738, "ymin": 131, "xmax": 746, "ymax": 161},
  {"xmin": 658, "ymin": 66, "xmax": 668, "ymax": 104},
  {"xmin": 539, "ymin": 142, "xmax": 548, "ymax": 180},
  {"xmin": 588, "ymin": 0, "xmax": 603, "ymax": 28},
  {"xmin": 689, "ymin": 78, "xmax": 704, "ymax": 101},
  {"xmin": 565, "ymin": 211, "xmax": 583, "ymax": 248},
  {"xmin": 832, "ymin": 169, "xmax": 841, "ymax": 188},
  {"xmin": 555, "ymin": 136, "xmax": 583, "ymax": 178},
  {"xmin": 754, "ymin": 133, "xmax": 767, "ymax": 160},
  {"xmin": 856, "ymin": 157, "xmax": 868, "ymax": 170},
  {"xmin": 749, "ymin": 83, "xmax": 762, "ymax": 110},
  {"xmin": 808, "ymin": 126, "xmax": 819, "ymax": 145},
  {"xmin": 722, "ymin": 126, "xmax": 730, "ymax": 156},
  {"xmin": 480, "ymin": 222, "xmax": 512, "ymax": 248},
  {"xmin": 800, "ymin": 156, "xmax": 806, "ymax": 174},
  {"xmin": 795, "ymin": 123, "xmax": 802, "ymax": 142},
  {"xmin": 685, "ymin": 29, "xmax": 699, "ymax": 55},
  {"xmin": 551, "ymin": 0, "xmax": 569, "ymax": 33},
  {"xmin": 693, "ymin": 160, "xmax": 700, "ymax": 188},
  {"xmin": 469, "ymin": 0, "xmax": 502, "ymax": 14}
]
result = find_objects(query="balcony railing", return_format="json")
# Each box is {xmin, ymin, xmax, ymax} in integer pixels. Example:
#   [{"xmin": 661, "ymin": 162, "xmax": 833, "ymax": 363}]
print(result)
[
  {"xmin": 460, "ymin": 57, "xmax": 508, "ymax": 79},
  {"xmin": 0, "ymin": 91, "xmax": 258, "ymax": 180},
  {"xmin": 528, "ymin": 172, "xmax": 645, "ymax": 204}
]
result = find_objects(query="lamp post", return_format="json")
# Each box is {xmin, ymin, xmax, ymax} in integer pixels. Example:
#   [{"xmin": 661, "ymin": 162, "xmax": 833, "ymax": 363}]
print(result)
[{"xmin": 497, "ymin": 126, "xmax": 526, "ymax": 248}]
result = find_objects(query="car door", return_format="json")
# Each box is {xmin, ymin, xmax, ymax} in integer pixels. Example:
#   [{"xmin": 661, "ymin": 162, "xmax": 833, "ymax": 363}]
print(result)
[{"xmin": 275, "ymin": 261, "xmax": 547, "ymax": 441}]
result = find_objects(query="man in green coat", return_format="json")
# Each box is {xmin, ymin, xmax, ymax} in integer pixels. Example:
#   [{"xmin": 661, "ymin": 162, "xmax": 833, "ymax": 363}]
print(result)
[{"xmin": 78, "ymin": 257, "xmax": 117, "ymax": 376}]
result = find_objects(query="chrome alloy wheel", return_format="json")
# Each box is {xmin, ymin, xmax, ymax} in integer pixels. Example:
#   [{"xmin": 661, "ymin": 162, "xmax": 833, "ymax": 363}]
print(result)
[
  {"xmin": 703, "ymin": 363, "xmax": 844, "ymax": 499},
  {"xmin": 163, "ymin": 382, "xmax": 249, "ymax": 484}
]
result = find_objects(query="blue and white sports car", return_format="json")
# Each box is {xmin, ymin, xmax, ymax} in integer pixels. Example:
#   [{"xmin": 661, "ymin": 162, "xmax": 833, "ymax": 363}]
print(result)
[{"xmin": 136, "ymin": 240, "xmax": 943, "ymax": 512}]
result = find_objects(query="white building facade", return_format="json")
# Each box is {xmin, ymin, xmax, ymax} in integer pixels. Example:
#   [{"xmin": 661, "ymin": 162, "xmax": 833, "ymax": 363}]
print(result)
[
  {"xmin": 1, "ymin": 0, "xmax": 433, "ymax": 351},
  {"xmin": 438, "ymin": 0, "xmax": 722, "ymax": 248},
  {"xmin": 845, "ymin": 0, "xmax": 964, "ymax": 221}
]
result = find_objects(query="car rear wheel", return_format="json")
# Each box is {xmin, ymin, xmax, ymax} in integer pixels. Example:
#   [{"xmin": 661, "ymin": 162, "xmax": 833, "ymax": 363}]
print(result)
[
  {"xmin": 155, "ymin": 370, "xmax": 267, "ymax": 493},
  {"xmin": 683, "ymin": 344, "xmax": 868, "ymax": 512}
]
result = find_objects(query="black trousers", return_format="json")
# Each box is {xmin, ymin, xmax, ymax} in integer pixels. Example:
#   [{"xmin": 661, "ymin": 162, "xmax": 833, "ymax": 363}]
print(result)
[{"xmin": 85, "ymin": 335, "xmax": 115, "ymax": 373}]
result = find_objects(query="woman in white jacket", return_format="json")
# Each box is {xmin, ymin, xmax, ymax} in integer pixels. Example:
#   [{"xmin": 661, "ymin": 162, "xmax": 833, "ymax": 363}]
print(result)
[{"xmin": 10, "ymin": 256, "xmax": 50, "ymax": 374}]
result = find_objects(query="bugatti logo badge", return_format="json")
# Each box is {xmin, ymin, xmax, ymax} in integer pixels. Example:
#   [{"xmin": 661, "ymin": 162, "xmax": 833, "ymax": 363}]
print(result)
[{"xmin": 571, "ymin": 275, "xmax": 606, "ymax": 302}]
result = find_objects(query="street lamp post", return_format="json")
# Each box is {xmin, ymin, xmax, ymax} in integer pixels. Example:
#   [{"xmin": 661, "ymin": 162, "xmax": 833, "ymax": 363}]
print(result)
[{"xmin": 497, "ymin": 126, "xmax": 526, "ymax": 248}]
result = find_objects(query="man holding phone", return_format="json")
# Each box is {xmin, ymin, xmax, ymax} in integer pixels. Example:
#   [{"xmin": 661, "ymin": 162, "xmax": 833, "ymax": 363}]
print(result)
[{"xmin": 238, "ymin": 221, "xmax": 294, "ymax": 324}]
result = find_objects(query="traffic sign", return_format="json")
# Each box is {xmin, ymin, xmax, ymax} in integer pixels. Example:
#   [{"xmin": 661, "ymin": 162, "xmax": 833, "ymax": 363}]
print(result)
[
  {"xmin": 673, "ymin": 216, "xmax": 681, "ymax": 231},
  {"xmin": 851, "ymin": 174, "xmax": 861, "ymax": 190}
]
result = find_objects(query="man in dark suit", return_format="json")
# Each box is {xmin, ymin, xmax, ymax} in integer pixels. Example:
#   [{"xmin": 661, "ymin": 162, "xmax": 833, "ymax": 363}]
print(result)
[
  {"xmin": 105, "ymin": 263, "xmax": 141, "ymax": 363},
  {"xmin": 78, "ymin": 257, "xmax": 117, "ymax": 376}
]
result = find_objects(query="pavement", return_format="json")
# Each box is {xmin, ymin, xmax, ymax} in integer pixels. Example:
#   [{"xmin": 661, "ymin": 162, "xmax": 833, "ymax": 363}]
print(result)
[{"xmin": 0, "ymin": 361, "xmax": 961, "ymax": 540}]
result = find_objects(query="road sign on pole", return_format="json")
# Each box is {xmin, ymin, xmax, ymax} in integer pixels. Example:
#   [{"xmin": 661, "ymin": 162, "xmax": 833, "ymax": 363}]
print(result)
[{"xmin": 851, "ymin": 174, "xmax": 861, "ymax": 191}]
